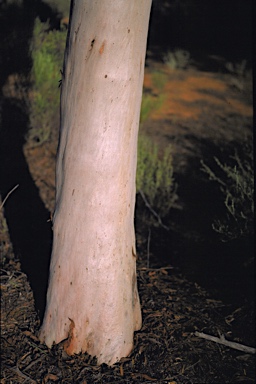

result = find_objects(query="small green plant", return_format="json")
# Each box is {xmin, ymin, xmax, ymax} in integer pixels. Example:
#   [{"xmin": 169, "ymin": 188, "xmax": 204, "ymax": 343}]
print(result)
[
  {"xmin": 225, "ymin": 60, "xmax": 247, "ymax": 77},
  {"xmin": 28, "ymin": 18, "xmax": 67, "ymax": 146},
  {"xmin": 201, "ymin": 140, "xmax": 254, "ymax": 241},
  {"xmin": 151, "ymin": 71, "xmax": 168, "ymax": 93},
  {"xmin": 225, "ymin": 59, "xmax": 252, "ymax": 91},
  {"xmin": 140, "ymin": 70, "xmax": 167, "ymax": 123},
  {"xmin": 136, "ymin": 134, "xmax": 178, "ymax": 226},
  {"xmin": 163, "ymin": 49, "xmax": 190, "ymax": 70},
  {"xmin": 140, "ymin": 93, "xmax": 165, "ymax": 124}
]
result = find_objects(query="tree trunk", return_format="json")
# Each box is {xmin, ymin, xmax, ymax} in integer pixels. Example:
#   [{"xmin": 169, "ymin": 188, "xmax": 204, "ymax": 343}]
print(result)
[{"xmin": 39, "ymin": 0, "xmax": 152, "ymax": 365}]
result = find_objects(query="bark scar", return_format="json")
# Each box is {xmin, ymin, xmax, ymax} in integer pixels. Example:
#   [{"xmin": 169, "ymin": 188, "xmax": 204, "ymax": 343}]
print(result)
[
  {"xmin": 99, "ymin": 40, "xmax": 105, "ymax": 54},
  {"xmin": 63, "ymin": 318, "xmax": 75, "ymax": 355},
  {"xmin": 74, "ymin": 22, "xmax": 81, "ymax": 42}
]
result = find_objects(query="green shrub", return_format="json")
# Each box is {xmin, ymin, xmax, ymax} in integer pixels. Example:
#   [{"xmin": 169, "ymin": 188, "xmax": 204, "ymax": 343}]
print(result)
[
  {"xmin": 163, "ymin": 49, "xmax": 190, "ymax": 70},
  {"xmin": 225, "ymin": 59, "xmax": 247, "ymax": 77},
  {"xmin": 140, "ymin": 94, "xmax": 165, "ymax": 124},
  {"xmin": 151, "ymin": 71, "xmax": 168, "ymax": 93},
  {"xmin": 201, "ymin": 140, "xmax": 254, "ymax": 241},
  {"xmin": 140, "ymin": 70, "xmax": 167, "ymax": 124},
  {"xmin": 225, "ymin": 59, "xmax": 252, "ymax": 92},
  {"xmin": 28, "ymin": 18, "xmax": 67, "ymax": 145},
  {"xmin": 136, "ymin": 134, "xmax": 178, "ymax": 227}
]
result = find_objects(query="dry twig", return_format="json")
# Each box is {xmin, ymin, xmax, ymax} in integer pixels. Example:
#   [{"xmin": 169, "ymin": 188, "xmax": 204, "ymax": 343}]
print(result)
[
  {"xmin": 0, "ymin": 184, "xmax": 19, "ymax": 209},
  {"xmin": 6, "ymin": 365, "xmax": 37, "ymax": 383},
  {"xmin": 139, "ymin": 190, "xmax": 169, "ymax": 230},
  {"xmin": 195, "ymin": 331, "xmax": 256, "ymax": 354}
]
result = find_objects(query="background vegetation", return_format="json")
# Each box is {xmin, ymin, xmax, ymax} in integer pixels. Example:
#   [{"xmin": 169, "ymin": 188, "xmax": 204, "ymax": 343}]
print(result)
[
  {"xmin": 28, "ymin": 18, "xmax": 66, "ymax": 145},
  {"xmin": 201, "ymin": 139, "xmax": 254, "ymax": 242}
]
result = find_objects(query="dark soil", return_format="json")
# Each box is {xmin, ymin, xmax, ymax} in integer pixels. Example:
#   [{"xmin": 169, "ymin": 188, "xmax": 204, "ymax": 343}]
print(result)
[
  {"xmin": 1, "ymin": 254, "xmax": 255, "ymax": 383},
  {"xmin": 1, "ymin": 2, "xmax": 255, "ymax": 383}
]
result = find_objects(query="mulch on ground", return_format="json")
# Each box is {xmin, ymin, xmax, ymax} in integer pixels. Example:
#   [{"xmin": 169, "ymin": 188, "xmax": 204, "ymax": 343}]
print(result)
[{"xmin": 1, "ymin": 240, "xmax": 255, "ymax": 383}]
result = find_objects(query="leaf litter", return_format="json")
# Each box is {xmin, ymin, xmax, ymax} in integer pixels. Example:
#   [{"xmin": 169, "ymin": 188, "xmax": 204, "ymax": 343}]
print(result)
[{"xmin": 1, "ymin": 249, "xmax": 255, "ymax": 383}]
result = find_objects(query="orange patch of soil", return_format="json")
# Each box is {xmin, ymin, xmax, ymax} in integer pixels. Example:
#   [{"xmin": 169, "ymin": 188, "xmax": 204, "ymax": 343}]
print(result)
[
  {"xmin": 143, "ymin": 72, "xmax": 154, "ymax": 89},
  {"xmin": 144, "ymin": 69, "xmax": 252, "ymax": 121}
]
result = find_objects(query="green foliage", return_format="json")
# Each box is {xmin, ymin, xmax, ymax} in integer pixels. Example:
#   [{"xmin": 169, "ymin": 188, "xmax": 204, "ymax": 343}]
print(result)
[
  {"xmin": 140, "ymin": 94, "xmax": 165, "ymax": 124},
  {"xmin": 201, "ymin": 140, "xmax": 254, "ymax": 241},
  {"xmin": 163, "ymin": 49, "xmax": 190, "ymax": 70},
  {"xmin": 225, "ymin": 59, "xmax": 252, "ymax": 92},
  {"xmin": 151, "ymin": 71, "xmax": 168, "ymax": 92},
  {"xmin": 137, "ymin": 134, "xmax": 178, "ymax": 225},
  {"xmin": 28, "ymin": 18, "xmax": 67, "ymax": 145},
  {"xmin": 140, "ymin": 70, "xmax": 167, "ymax": 124},
  {"xmin": 225, "ymin": 60, "xmax": 247, "ymax": 77}
]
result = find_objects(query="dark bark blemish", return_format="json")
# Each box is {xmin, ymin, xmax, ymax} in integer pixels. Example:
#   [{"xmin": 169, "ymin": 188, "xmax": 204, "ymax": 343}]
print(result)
[
  {"xmin": 74, "ymin": 22, "xmax": 81, "ymax": 43},
  {"xmin": 90, "ymin": 38, "xmax": 95, "ymax": 48}
]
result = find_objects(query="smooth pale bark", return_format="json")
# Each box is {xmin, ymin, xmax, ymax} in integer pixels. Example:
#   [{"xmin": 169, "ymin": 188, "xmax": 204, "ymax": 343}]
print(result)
[{"xmin": 39, "ymin": 0, "xmax": 152, "ymax": 365}]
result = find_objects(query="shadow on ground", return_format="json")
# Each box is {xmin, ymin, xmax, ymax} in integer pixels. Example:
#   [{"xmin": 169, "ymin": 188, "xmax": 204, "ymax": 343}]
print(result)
[
  {"xmin": 0, "ymin": 0, "xmax": 62, "ymax": 319},
  {"xmin": 139, "ymin": 135, "xmax": 254, "ymax": 309}
]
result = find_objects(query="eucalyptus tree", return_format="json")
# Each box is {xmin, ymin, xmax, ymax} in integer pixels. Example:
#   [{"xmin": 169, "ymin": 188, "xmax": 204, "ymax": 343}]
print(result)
[{"xmin": 39, "ymin": 0, "xmax": 152, "ymax": 365}]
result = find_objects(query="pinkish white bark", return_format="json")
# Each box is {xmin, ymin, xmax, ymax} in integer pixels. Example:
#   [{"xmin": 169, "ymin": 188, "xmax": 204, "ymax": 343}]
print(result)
[{"xmin": 39, "ymin": 0, "xmax": 152, "ymax": 365}]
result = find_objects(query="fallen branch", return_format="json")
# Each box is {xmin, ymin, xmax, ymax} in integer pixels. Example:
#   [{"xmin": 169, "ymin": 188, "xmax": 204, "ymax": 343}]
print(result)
[
  {"xmin": 195, "ymin": 331, "xmax": 256, "ymax": 354},
  {"xmin": 137, "ymin": 266, "xmax": 174, "ymax": 271},
  {"xmin": 147, "ymin": 228, "xmax": 151, "ymax": 268},
  {"xmin": 6, "ymin": 365, "xmax": 36, "ymax": 383},
  {"xmin": 0, "ymin": 184, "xmax": 19, "ymax": 209}
]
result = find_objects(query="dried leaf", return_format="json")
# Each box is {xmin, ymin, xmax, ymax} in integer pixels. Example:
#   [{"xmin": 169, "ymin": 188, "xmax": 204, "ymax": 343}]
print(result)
[
  {"xmin": 23, "ymin": 330, "xmax": 39, "ymax": 341},
  {"xmin": 43, "ymin": 373, "xmax": 59, "ymax": 382}
]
